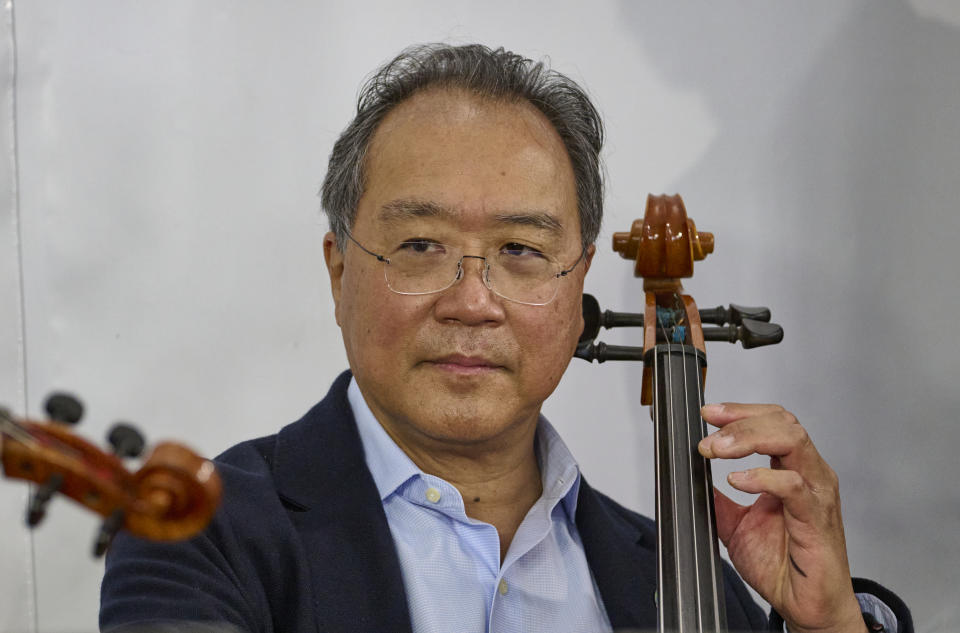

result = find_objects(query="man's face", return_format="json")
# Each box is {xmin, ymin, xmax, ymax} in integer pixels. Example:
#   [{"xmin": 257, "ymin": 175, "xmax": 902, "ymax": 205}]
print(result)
[{"xmin": 325, "ymin": 88, "xmax": 593, "ymax": 453}]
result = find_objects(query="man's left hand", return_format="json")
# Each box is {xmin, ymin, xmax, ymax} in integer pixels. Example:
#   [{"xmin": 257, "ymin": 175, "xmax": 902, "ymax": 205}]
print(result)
[{"xmin": 698, "ymin": 403, "xmax": 866, "ymax": 633}]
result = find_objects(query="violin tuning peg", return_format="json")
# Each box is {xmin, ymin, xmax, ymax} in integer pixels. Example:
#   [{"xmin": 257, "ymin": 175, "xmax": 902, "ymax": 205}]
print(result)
[
  {"xmin": 93, "ymin": 510, "xmax": 125, "ymax": 557},
  {"xmin": 26, "ymin": 474, "xmax": 64, "ymax": 527},
  {"xmin": 27, "ymin": 497, "xmax": 48, "ymax": 527},
  {"xmin": 44, "ymin": 393, "xmax": 84, "ymax": 425},
  {"xmin": 107, "ymin": 422, "xmax": 145, "ymax": 458},
  {"xmin": 738, "ymin": 319, "xmax": 784, "ymax": 349}
]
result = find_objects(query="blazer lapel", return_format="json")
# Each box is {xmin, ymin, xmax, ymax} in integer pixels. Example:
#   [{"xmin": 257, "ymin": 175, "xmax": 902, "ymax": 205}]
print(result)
[
  {"xmin": 272, "ymin": 371, "xmax": 413, "ymax": 633},
  {"xmin": 576, "ymin": 478, "xmax": 658, "ymax": 631}
]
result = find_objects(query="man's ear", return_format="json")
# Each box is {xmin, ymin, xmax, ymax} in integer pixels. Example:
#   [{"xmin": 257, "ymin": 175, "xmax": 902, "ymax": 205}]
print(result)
[
  {"xmin": 323, "ymin": 231, "xmax": 345, "ymax": 326},
  {"xmin": 583, "ymin": 243, "xmax": 596, "ymax": 275}
]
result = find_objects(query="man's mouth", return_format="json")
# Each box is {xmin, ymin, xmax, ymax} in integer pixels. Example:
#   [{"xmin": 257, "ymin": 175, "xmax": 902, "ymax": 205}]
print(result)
[{"xmin": 428, "ymin": 354, "xmax": 503, "ymax": 375}]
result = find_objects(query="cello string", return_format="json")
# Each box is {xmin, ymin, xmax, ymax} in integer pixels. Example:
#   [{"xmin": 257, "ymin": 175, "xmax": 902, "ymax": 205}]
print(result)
[
  {"xmin": 689, "ymin": 305, "xmax": 724, "ymax": 628},
  {"xmin": 652, "ymin": 307, "xmax": 665, "ymax": 628},
  {"xmin": 658, "ymin": 296, "xmax": 684, "ymax": 626},
  {"xmin": 677, "ymin": 298, "xmax": 707, "ymax": 628}
]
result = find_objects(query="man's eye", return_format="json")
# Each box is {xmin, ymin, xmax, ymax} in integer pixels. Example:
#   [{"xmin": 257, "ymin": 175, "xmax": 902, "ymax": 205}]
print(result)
[
  {"xmin": 501, "ymin": 243, "xmax": 545, "ymax": 258},
  {"xmin": 397, "ymin": 240, "xmax": 445, "ymax": 255}
]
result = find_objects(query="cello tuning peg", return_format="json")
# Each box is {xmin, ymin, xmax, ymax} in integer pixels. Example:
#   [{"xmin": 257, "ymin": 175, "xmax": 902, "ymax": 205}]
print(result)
[
  {"xmin": 580, "ymin": 293, "xmax": 646, "ymax": 343},
  {"xmin": 574, "ymin": 339, "xmax": 646, "ymax": 363},
  {"xmin": 729, "ymin": 304, "xmax": 771, "ymax": 324},
  {"xmin": 700, "ymin": 304, "xmax": 772, "ymax": 325},
  {"xmin": 579, "ymin": 294, "xmax": 601, "ymax": 343},
  {"xmin": 44, "ymin": 393, "xmax": 84, "ymax": 425},
  {"xmin": 93, "ymin": 509, "xmax": 125, "ymax": 557},
  {"xmin": 26, "ymin": 474, "xmax": 64, "ymax": 527},
  {"xmin": 738, "ymin": 319, "xmax": 784, "ymax": 349},
  {"xmin": 107, "ymin": 422, "xmax": 145, "ymax": 459}
]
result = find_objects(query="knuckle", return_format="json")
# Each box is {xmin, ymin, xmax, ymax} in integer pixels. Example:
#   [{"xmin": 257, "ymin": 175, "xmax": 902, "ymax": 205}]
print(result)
[
  {"xmin": 789, "ymin": 423, "xmax": 810, "ymax": 448},
  {"xmin": 784, "ymin": 471, "xmax": 806, "ymax": 495},
  {"xmin": 779, "ymin": 409, "xmax": 799, "ymax": 427}
]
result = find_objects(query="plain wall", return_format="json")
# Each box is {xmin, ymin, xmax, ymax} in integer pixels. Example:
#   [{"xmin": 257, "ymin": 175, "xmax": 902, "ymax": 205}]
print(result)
[{"xmin": 1, "ymin": 2, "xmax": 958, "ymax": 631}]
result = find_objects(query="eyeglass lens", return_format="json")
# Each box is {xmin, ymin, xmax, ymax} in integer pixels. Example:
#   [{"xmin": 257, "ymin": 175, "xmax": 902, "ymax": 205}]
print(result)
[{"xmin": 383, "ymin": 242, "xmax": 561, "ymax": 305}]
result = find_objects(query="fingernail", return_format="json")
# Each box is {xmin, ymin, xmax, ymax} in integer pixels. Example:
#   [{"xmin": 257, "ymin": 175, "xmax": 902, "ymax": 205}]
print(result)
[
  {"xmin": 699, "ymin": 433, "xmax": 733, "ymax": 456},
  {"xmin": 715, "ymin": 434, "xmax": 734, "ymax": 451},
  {"xmin": 701, "ymin": 403, "xmax": 725, "ymax": 417},
  {"xmin": 728, "ymin": 470, "xmax": 748, "ymax": 483},
  {"xmin": 698, "ymin": 437, "xmax": 712, "ymax": 455}
]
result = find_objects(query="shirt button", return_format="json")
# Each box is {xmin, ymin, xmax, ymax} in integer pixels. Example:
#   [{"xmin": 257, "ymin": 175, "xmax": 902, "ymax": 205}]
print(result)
[
  {"xmin": 425, "ymin": 487, "xmax": 441, "ymax": 503},
  {"xmin": 498, "ymin": 579, "xmax": 508, "ymax": 596}
]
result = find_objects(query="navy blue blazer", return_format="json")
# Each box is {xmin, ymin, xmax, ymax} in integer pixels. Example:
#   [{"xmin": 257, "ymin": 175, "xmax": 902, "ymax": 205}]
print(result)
[{"xmin": 100, "ymin": 371, "xmax": 910, "ymax": 633}]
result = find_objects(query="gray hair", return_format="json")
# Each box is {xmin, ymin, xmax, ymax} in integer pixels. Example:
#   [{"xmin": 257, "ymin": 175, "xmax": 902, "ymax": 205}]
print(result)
[{"xmin": 320, "ymin": 43, "xmax": 604, "ymax": 251}]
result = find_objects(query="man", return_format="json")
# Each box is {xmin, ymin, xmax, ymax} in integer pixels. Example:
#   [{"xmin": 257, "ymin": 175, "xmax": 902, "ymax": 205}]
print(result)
[{"xmin": 101, "ymin": 44, "xmax": 911, "ymax": 633}]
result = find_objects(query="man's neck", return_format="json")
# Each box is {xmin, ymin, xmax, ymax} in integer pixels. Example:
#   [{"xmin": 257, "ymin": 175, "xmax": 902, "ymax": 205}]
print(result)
[{"xmin": 385, "ymin": 423, "xmax": 543, "ymax": 562}]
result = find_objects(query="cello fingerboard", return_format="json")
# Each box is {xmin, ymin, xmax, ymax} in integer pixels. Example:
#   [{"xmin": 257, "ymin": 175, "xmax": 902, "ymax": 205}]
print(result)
[{"xmin": 649, "ymin": 344, "xmax": 727, "ymax": 633}]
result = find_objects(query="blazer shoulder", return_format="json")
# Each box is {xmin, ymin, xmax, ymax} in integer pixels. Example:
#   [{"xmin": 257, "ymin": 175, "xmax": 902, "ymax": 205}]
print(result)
[{"xmin": 215, "ymin": 433, "xmax": 278, "ymax": 474}]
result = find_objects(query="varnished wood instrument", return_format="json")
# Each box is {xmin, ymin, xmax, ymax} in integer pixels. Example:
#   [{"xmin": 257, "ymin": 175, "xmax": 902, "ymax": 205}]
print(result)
[
  {"xmin": 1, "ymin": 393, "xmax": 222, "ymax": 556},
  {"xmin": 576, "ymin": 194, "xmax": 783, "ymax": 632}
]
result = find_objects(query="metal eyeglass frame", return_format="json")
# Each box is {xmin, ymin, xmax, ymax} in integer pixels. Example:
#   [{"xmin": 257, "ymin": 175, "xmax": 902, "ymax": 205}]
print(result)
[{"xmin": 344, "ymin": 231, "xmax": 586, "ymax": 306}]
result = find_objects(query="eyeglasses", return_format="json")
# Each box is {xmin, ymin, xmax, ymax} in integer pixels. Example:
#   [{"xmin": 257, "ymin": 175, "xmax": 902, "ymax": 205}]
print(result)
[{"xmin": 346, "ymin": 232, "xmax": 586, "ymax": 306}]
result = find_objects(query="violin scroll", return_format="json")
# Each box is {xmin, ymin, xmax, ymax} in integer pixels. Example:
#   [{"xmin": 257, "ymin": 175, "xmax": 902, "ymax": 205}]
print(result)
[{"xmin": 1, "ymin": 394, "xmax": 221, "ymax": 556}]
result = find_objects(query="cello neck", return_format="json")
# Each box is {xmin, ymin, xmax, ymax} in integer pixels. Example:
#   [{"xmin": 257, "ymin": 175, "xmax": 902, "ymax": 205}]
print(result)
[{"xmin": 650, "ymin": 342, "xmax": 727, "ymax": 632}]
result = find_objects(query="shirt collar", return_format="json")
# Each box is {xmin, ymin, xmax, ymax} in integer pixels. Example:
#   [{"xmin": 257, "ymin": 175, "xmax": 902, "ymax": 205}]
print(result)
[
  {"xmin": 348, "ymin": 378, "xmax": 421, "ymax": 501},
  {"xmin": 348, "ymin": 376, "xmax": 581, "ymax": 517},
  {"xmin": 534, "ymin": 414, "xmax": 582, "ymax": 521}
]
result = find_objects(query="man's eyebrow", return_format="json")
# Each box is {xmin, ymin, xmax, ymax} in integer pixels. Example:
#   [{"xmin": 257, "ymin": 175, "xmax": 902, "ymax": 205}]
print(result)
[
  {"xmin": 493, "ymin": 212, "xmax": 565, "ymax": 234},
  {"xmin": 378, "ymin": 199, "xmax": 452, "ymax": 223},
  {"xmin": 377, "ymin": 199, "xmax": 565, "ymax": 235}
]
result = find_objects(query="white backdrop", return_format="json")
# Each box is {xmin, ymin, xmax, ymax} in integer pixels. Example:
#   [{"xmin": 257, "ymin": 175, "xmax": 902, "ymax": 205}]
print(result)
[{"xmin": 2, "ymin": 2, "xmax": 958, "ymax": 632}]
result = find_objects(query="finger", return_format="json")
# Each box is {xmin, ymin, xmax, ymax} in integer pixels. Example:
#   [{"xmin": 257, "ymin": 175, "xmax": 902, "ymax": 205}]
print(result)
[
  {"xmin": 698, "ymin": 410, "xmax": 824, "ymax": 477},
  {"xmin": 700, "ymin": 402, "xmax": 787, "ymax": 427},
  {"xmin": 712, "ymin": 487, "xmax": 748, "ymax": 545},
  {"xmin": 727, "ymin": 467, "xmax": 818, "ymax": 523}
]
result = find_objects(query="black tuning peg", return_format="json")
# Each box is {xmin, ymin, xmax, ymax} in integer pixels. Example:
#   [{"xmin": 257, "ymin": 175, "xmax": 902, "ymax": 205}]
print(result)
[
  {"xmin": 738, "ymin": 319, "xmax": 784, "ymax": 348},
  {"xmin": 44, "ymin": 393, "xmax": 84, "ymax": 425},
  {"xmin": 699, "ymin": 303, "xmax": 772, "ymax": 325},
  {"xmin": 574, "ymin": 340, "xmax": 646, "ymax": 363},
  {"xmin": 580, "ymin": 294, "xmax": 602, "ymax": 343},
  {"xmin": 702, "ymin": 319, "xmax": 784, "ymax": 348},
  {"xmin": 580, "ymin": 293, "xmax": 645, "ymax": 343},
  {"xmin": 26, "ymin": 474, "xmax": 64, "ymax": 527},
  {"xmin": 93, "ymin": 509, "xmax": 124, "ymax": 557},
  {"xmin": 107, "ymin": 423, "xmax": 145, "ymax": 458},
  {"xmin": 578, "ymin": 294, "xmax": 784, "ymax": 355}
]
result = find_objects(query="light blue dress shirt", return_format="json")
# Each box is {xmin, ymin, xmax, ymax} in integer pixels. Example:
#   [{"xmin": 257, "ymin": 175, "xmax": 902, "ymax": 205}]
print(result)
[
  {"xmin": 348, "ymin": 378, "xmax": 612, "ymax": 633},
  {"xmin": 348, "ymin": 378, "xmax": 897, "ymax": 633}
]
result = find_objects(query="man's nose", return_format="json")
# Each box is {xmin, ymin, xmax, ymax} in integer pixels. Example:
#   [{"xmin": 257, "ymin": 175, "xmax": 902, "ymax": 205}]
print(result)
[
  {"xmin": 457, "ymin": 255, "xmax": 488, "ymax": 281},
  {"xmin": 434, "ymin": 255, "xmax": 505, "ymax": 324}
]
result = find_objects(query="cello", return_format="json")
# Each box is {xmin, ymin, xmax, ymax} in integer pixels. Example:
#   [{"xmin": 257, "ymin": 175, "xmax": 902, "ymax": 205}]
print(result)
[
  {"xmin": 1, "ymin": 392, "xmax": 222, "ymax": 556},
  {"xmin": 576, "ymin": 194, "xmax": 783, "ymax": 632}
]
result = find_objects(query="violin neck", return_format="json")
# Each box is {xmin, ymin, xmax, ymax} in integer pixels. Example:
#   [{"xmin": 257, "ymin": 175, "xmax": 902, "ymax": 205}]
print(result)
[
  {"xmin": 650, "ymin": 344, "xmax": 727, "ymax": 633},
  {"xmin": 0, "ymin": 409, "xmax": 31, "ymax": 446}
]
